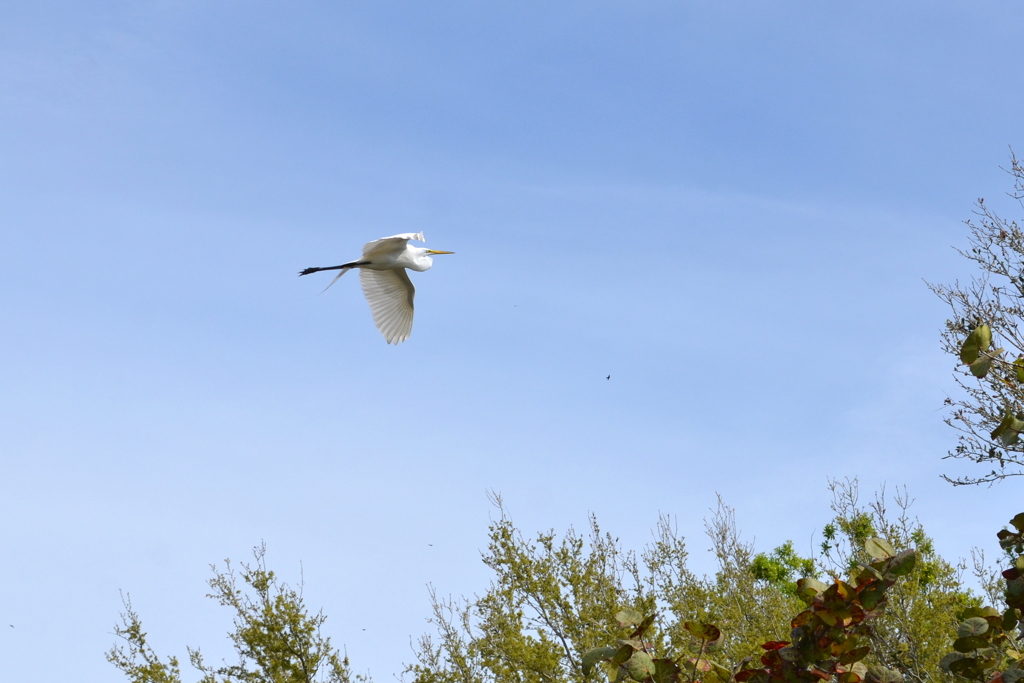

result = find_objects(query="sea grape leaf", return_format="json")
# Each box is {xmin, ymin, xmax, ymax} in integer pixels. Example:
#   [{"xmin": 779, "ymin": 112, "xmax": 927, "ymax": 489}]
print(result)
[
  {"xmin": 960, "ymin": 325, "xmax": 992, "ymax": 364},
  {"xmin": 885, "ymin": 549, "xmax": 917, "ymax": 577},
  {"xmin": 954, "ymin": 635, "xmax": 989, "ymax": 653},
  {"xmin": 611, "ymin": 644, "xmax": 635, "ymax": 667},
  {"xmin": 652, "ymin": 658, "xmax": 680, "ymax": 683},
  {"xmin": 630, "ymin": 614, "xmax": 657, "ymax": 639},
  {"xmin": 958, "ymin": 617, "xmax": 990, "ymax": 638},
  {"xmin": 796, "ymin": 577, "xmax": 828, "ymax": 603},
  {"xmin": 626, "ymin": 652, "xmax": 655, "ymax": 681},
  {"xmin": 684, "ymin": 622, "xmax": 721, "ymax": 642},
  {"xmin": 583, "ymin": 647, "xmax": 620, "ymax": 675},
  {"xmin": 864, "ymin": 665, "xmax": 903, "ymax": 683},
  {"xmin": 616, "ymin": 609, "xmax": 644, "ymax": 628}
]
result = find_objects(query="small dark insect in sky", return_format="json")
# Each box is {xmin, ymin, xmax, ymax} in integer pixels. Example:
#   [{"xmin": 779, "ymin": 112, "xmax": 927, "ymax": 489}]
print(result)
[{"xmin": 606, "ymin": 375, "xmax": 611, "ymax": 380}]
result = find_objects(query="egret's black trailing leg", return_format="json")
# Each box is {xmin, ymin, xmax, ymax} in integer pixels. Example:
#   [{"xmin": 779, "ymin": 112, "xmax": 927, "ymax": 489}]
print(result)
[{"xmin": 298, "ymin": 260, "xmax": 369, "ymax": 276}]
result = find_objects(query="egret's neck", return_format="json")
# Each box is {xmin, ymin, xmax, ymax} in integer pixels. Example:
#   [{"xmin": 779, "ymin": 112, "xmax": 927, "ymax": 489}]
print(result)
[{"xmin": 401, "ymin": 247, "xmax": 434, "ymax": 272}]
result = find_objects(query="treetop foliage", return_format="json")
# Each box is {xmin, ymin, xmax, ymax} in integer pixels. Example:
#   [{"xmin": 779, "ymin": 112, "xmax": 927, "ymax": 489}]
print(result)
[
  {"xmin": 937, "ymin": 513, "xmax": 1024, "ymax": 682},
  {"xmin": 405, "ymin": 483, "xmax": 973, "ymax": 683},
  {"xmin": 109, "ymin": 487, "xmax": 1023, "ymax": 683},
  {"xmin": 107, "ymin": 543, "xmax": 356, "ymax": 683},
  {"xmin": 930, "ymin": 151, "xmax": 1024, "ymax": 484}
]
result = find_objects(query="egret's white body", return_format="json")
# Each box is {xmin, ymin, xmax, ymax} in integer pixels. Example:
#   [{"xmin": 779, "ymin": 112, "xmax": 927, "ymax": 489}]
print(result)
[{"xmin": 299, "ymin": 232, "xmax": 453, "ymax": 344}]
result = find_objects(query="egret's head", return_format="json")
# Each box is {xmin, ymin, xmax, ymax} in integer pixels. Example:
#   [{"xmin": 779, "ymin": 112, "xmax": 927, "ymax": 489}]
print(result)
[{"xmin": 409, "ymin": 247, "xmax": 454, "ymax": 272}]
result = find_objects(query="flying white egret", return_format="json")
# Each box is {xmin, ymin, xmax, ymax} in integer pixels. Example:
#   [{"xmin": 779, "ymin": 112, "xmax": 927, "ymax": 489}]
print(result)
[{"xmin": 299, "ymin": 232, "xmax": 454, "ymax": 344}]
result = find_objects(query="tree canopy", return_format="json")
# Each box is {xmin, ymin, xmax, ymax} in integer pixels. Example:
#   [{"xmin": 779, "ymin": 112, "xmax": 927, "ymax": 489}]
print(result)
[
  {"xmin": 107, "ymin": 543, "xmax": 356, "ymax": 683},
  {"xmin": 109, "ymin": 484, "xmax": 1024, "ymax": 683},
  {"xmin": 406, "ymin": 484, "xmax": 973, "ymax": 683},
  {"xmin": 930, "ymin": 152, "xmax": 1024, "ymax": 484}
]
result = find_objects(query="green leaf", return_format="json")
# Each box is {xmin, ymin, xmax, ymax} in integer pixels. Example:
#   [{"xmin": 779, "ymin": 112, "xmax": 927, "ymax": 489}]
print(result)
[
  {"xmin": 625, "ymin": 651, "xmax": 655, "ymax": 681},
  {"xmin": 1011, "ymin": 512, "xmax": 1024, "ymax": 533},
  {"xmin": 1010, "ymin": 579, "xmax": 1024, "ymax": 609},
  {"xmin": 948, "ymin": 657, "xmax": 985, "ymax": 678},
  {"xmin": 884, "ymin": 549, "xmax": 916, "ymax": 577},
  {"xmin": 1008, "ymin": 414, "xmax": 1024, "ymax": 446},
  {"xmin": 957, "ymin": 617, "xmax": 990, "ymax": 638},
  {"xmin": 683, "ymin": 622, "xmax": 721, "ymax": 642},
  {"xmin": 1003, "ymin": 669, "xmax": 1024, "ymax": 683},
  {"xmin": 861, "ymin": 561, "xmax": 886, "ymax": 579},
  {"xmin": 991, "ymin": 411, "xmax": 1014, "ymax": 441},
  {"xmin": 685, "ymin": 658, "xmax": 712, "ymax": 673},
  {"xmin": 859, "ymin": 584, "xmax": 888, "ymax": 611},
  {"xmin": 708, "ymin": 659, "xmax": 733, "ymax": 676},
  {"xmin": 630, "ymin": 614, "xmax": 657, "ymax": 639},
  {"xmin": 796, "ymin": 577, "xmax": 828, "ymax": 603},
  {"xmin": 960, "ymin": 325, "xmax": 992, "ymax": 364},
  {"xmin": 611, "ymin": 644, "xmax": 635, "ymax": 667},
  {"xmin": 938, "ymin": 653, "xmax": 965, "ymax": 673},
  {"xmin": 609, "ymin": 664, "xmax": 629, "ymax": 683},
  {"xmin": 616, "ymin": 609, "xmax": 644, "ymax": 629},
  {"xmin": 864, "ymin": 665, "xmax": 903, "ymax": 683},
  {"xmin": 953, "ymin": 635, "xmax": 989, "ymax": 652},
  {"xmin": 651, "ymin": 659, "xmax": 680, "ymax": 683},
  {"xmin": 961, "ymin": 606, "xmax": 1002, "ymax": 620},
  {"xmin": 583, "ymin": 647, "xmax": 620, "ymax": 675},
  {"xmin": 970, "ymin": 348, "xmax": 1003, "ymax": 378},
  {"xmin": 961, "ymin": 606, "xmax": 1003, "ymax": 631},
  {"xmin": 705, "ymin": 626, "xmax": 725, "ymax": 651},
  {"xmin": 1013, "ymin": 357, "xmax": 1024, "ymax": 382},
  {"xmin": 864, "ymin": 538, "xmax": 895, "ymax": 560},
  {"xmin": 991, "ymin": 411, "xmax": 1024, "ymax": 446}
]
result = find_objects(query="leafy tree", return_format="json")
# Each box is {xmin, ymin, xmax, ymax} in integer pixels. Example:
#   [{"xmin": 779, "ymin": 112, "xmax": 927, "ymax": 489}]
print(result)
[
  {"xmin": 929, "ymin": 152, "xmax": 1024, "ymax": 484},
  {"xmin": 407, "ymin": 493, "xmax": 654, "ymax": 683},
  {"xmin": 940, "ymin": 513, "xmax": 1024, "ymax": 683},
  {"xmin": 107, "ymin": 595, "xmax": 183, "ymax": 683},
  {"xmin": 108, "ymin": 544, "xmax": 356, "ymax": 683},
  {"xmin": 581, "ymin": 532, "xmax": 919, "ymax": 683},
  {"xmin": 405, "ymin": 487, "xmax": 971, "ymax": 683},
  {"xmin": 105, "ymin": 497, "xmax": 998, "ymax": 683},
  {"xmin": 819, "ymin": 480, "xmax": 975, "ymax": 683},
  {"xmin": 750, "ymin": 541, "xmax": 818, "ymax": 594}
]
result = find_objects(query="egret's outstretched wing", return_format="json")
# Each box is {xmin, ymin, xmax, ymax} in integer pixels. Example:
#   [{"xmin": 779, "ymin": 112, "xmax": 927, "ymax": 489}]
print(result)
[
  {"xmin": 359, "ymin": 268, "xmax": 415, "ymax": 344},
  {"xmin": 361, "ymin": 232, "xmax": 425, "ymax": 258}
]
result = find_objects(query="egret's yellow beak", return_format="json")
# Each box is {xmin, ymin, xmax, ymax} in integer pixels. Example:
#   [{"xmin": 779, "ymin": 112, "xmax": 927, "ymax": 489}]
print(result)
[{"xmin": 426, "ymin": 250, "xmax": 455, "ymax": 254}]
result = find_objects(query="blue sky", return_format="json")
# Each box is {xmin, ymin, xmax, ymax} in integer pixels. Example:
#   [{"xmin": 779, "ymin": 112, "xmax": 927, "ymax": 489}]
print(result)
[{"xmin": 2, "ymin": 2, "xmax": 1023, "ymax": 681}]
